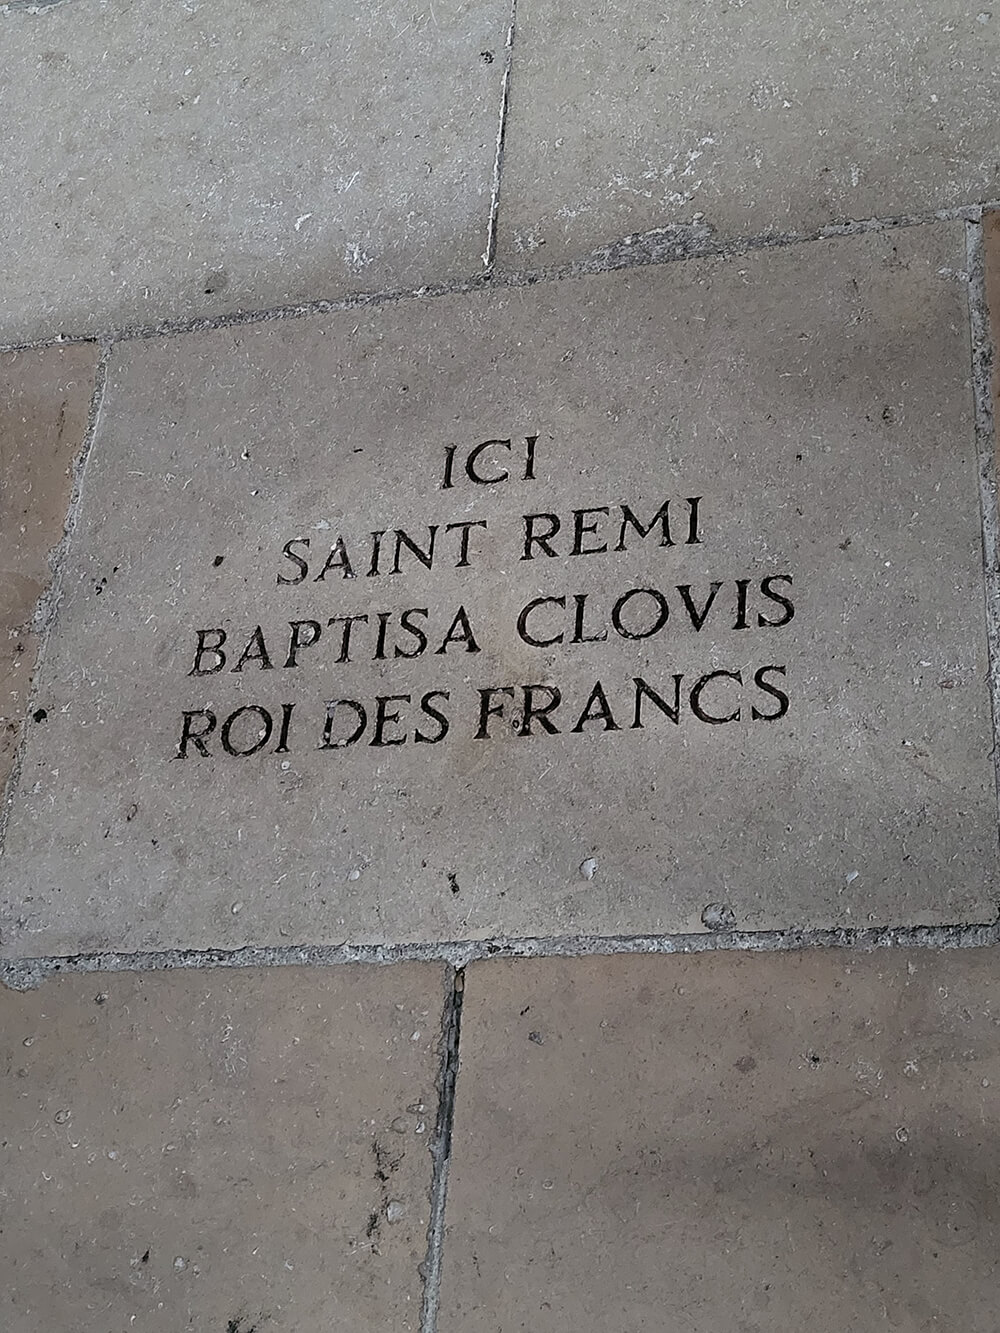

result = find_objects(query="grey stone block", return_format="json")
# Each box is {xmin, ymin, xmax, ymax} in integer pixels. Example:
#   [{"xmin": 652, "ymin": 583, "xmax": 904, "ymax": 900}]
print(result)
[
  {"xmin": 496, "ymin": 0, "xmax": 1000, "ymax": 266},
  {"xmin": 1, "ymin": 0, "xmax": 507, "ymax": 342}
]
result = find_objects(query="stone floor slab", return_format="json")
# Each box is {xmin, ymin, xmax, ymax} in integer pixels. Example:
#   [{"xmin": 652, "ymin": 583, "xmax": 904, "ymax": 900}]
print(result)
[
  {"xmin": 1, "ymin": 222, "xmax": 996, "ymax": 957},
  {"xmin": 0, "ymin": 963, "xmax": 445, "ymax": 1332},
  {"xmin": 0, "ymin": 344, "xmax": 99, "ymax": 790},
  {"xmin": 440, "ymin": 948, "xmax": 1000, "ymax": 1332},
  {"xmin": 0, "ymin": 0, "xmax": 507, "ymax": 344},
  {"xmin": 497, "ymin": 0, "xmax": 999, "ymax": 268}
]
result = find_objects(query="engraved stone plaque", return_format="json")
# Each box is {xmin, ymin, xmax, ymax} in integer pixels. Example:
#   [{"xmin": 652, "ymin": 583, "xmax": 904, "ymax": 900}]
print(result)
[{"xmin": 2, "ymin": 222, "xmax": 997, "ymax": 955}]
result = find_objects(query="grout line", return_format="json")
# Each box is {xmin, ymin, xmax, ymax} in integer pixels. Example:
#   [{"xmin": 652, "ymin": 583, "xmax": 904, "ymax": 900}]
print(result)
[
  {"xmin": 3, "ymin": 919, "xmax": 1000, "ymax": 990},
  {"xmin": 482, "ymin": 0, "xmax": 517, "ymax": 271},
  {"xmin": 0, "ymin": 342, "xmax": 112, "ymax": 855},
  {"xmin": 0, "ymin": 203, "xmax": 993, "ymax": 358},
  {"xmin": 419, "ymin": 968, "xmax": 464, "ymax": 1333},
  {"xmin": 966, "ymin": 218, "xmax": 1000, "ymax": 848}
]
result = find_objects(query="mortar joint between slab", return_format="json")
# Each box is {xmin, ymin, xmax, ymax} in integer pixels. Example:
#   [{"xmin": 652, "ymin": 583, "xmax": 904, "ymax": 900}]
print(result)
[
  {"xmin": 4, "ymin": 920, "xmax": 1000, "ymax": 992},
  {"xmin": 0, "ymin": 342, "xmax": 111, "ymax": 857},
  {"xmin": 482, "ymin": 0, "xmax": 517, "ymax": 272},
  {"xmin": 419, "ymin": 966, "xmax": 464, "ymax": 1333},
  {"xmin": 1, "ymin": 203, "xmax": 996, "ymax": 358}
]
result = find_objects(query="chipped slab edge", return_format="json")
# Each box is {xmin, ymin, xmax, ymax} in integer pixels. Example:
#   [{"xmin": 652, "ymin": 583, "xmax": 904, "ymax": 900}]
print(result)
[{"xmin": 0, "ymin": 344, "xmax": 109, "ymax": 852}]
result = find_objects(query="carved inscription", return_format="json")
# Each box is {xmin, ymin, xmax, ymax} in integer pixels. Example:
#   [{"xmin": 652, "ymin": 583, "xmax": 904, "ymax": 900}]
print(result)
[{"xmin": 175, "ymin": 436, "xmax": 795, "ymax": 758}]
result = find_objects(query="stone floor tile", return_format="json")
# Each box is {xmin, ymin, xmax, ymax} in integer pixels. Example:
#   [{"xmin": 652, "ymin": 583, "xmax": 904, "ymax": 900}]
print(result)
[
  {"xmin": 0, "ymin": 963, "xmax": 445, "ymax": 1332},
  {"xmin": 1, "ymin": 221, "xmax": 995, "ymax": 957},
  {"xmin": 497, "ymin": 1, "xmax": 999, "ymax": 268},
  {"xmin": 440, "ymin": 949, "xmax": 1000, "ymax": 1332},
  {"xmin": 0, "ymin": 344, "xmax": 99, "ymax": 791},
  {"xmin": 0, "ymin": 0, "xmax": 507, "ymax": 344}
]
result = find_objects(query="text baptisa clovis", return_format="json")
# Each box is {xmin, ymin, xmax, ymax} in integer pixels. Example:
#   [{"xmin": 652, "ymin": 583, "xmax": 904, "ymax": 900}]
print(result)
[{"xmin": 173, "ymin": 438, "xmax": 798, "ymax": 759}]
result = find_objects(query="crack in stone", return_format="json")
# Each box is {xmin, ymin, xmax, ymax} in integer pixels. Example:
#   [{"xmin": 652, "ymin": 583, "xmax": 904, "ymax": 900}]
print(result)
[
  {"xmin": 418, "ymin": 967, "xmax": 464, "ymax": 1333},
  {"xmin": 482, "ymin": 0, "xmax": 517, "ymax": 271}
]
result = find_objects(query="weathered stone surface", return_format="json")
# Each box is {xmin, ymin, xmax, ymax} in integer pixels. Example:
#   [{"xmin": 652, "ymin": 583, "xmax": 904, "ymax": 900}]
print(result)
[
  {"xmin": 1, "ymin": 222, "xmax": 996, "ymax": 956},
  {"xmin": 985, "ymin": 210, "xmax": 1000, "ymax": 422},
  {"xmin": 0, "ymin": 344, "xmax": 99, "ymax": 791},
  {"xmin": 0, "ymin": 964, "xmax": 444, "ymax": 1332},
  {"xmin": 440, "ymin": 949, "xmax": 1000, "ymax": 1331},
  {"xmin": 497, "ymin": 0, "xmax": 999, "ymax": 268},
  {"xmin": 0, "ymin": 0, "xmax": 506, "ymax": 343}
]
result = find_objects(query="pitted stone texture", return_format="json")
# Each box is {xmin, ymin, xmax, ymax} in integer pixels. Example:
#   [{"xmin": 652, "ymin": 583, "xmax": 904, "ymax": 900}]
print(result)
[
  {"xmin": 1, "ymin": 223, "xmax": 996, "ymax": 956},
  {"xmin": 441, "ymin": 950, "xmax": 1000, "ymax": 1332},
  {"xmin": 0, "ymin": 964, "xmax": 444, "ymax": 1332},
  {"xmin": 497, "ymin": 0, "xmax": 999, "ymax": 268},
  {"xmin": 985, "ymin": 211, "xmax": 1000, "ymax": 422},
  {"xmin": 0, "ymin": 0, "xmax": 506, "ymax": 343},
  {"xmin": 0, "ymin": 344, "xmax": 99, "ymax": 790}
]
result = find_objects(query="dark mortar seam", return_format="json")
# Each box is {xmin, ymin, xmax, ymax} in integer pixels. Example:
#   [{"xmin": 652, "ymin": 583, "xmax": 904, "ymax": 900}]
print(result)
[
  {"xmin": 4, "ymin": 920, "xmax": 1000, "ymax": 991},
  {"xmin": 419, "ymin": 967, "xmax": 464, "ymax": 1333},
  {"xmin": 0, "ymin": 203, "xmax": 994, "ymax": 357}
]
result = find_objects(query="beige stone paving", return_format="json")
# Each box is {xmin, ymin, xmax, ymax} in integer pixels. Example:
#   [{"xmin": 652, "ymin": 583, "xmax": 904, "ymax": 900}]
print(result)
[
  {"xmin": 2, "ymin": 8, "xmax": 1000, "ymax": 1329},
  {"xmin": 4, "ymin": 2, "xmax": 998, "ymax": 344},
  {"xmin": 0, "ymin": 344, "xmax": 99, "ymax": 791},
  {"xmin": 0, "ymin": 0, "xmax": 507, "ymax": 344},
  {"xmin": 0, "ymin": 964, "xmax": 445, "ymax": 1332},
  {"xmin": 497, "ymin": 0, "xmax": 999, "ymax": 267},
  {"xmin": 440, "ymin": 949, "xmax": 1000, "ymax": 1331}
]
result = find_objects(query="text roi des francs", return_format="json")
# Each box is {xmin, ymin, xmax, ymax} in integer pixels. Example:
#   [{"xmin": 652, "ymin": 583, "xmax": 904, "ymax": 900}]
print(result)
[{"xmin": 175, "ymin": 436, "xmax": 795, "ymax": 758}]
